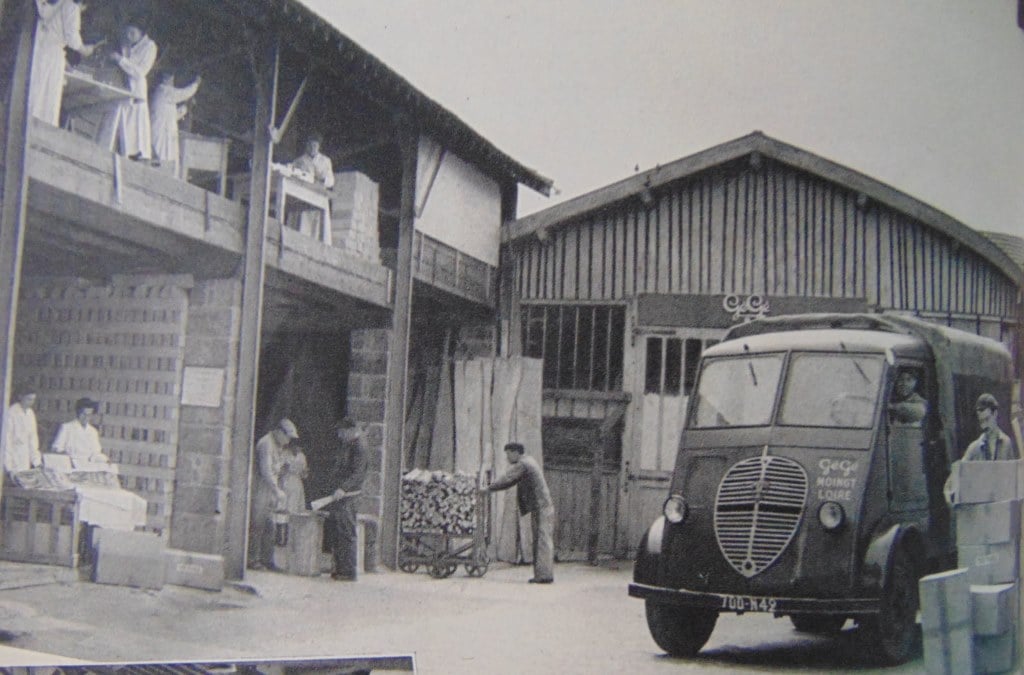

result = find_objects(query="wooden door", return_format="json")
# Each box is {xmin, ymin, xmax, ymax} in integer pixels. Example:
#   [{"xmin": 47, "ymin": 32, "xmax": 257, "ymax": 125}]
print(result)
[{"xmin": 621, "ymin": 330, "xmax": 722, "ymax": 554}]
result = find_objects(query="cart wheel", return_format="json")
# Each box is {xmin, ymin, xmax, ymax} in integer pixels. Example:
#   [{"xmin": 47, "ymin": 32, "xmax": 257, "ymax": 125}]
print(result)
[
  {"xmin": 399, "ymin": 562, "xmax": 419, "ymax": 574},
  {"xmin": 464, "ymin": 563, "xmax": 488, "ymax": 577},
  {"xmin": 429, "ymin": 562, "xmax": 458, "ymax": 579}
]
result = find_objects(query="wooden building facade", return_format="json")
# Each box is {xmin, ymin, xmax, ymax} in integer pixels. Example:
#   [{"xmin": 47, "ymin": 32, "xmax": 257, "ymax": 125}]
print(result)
[
  {"xmin": 503, "ymin": 132, "xmax": 1023, "ymax": 559},
  {"xmin": 0, "ymin": 0, "xmax": 549, "ymax": 577}
]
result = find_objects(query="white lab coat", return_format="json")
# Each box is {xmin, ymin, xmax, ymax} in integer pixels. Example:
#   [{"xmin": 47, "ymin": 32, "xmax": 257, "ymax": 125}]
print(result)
[
  {"xmin": 149, "ymin": 79, "xmax": 200, "ymax": 166},
  {"xmin": 51, "ymin": 420, "xmax": 107, "ymax": 464},
  {"xmin": 28, "ymin": 0, "xmax": 85, "ymax": 125},
  {"xmin": 113, "ymin": 34, "xmax": 157, "ymax": 158},
  {"xmin": 1, "ymin": 403, "xmax": 40, "ymax": 474}
]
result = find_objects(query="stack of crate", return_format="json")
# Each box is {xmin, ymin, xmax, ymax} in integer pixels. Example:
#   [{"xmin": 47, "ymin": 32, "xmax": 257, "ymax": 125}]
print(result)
[
  {"xmin": 330, "ymin": 171, "xmax": 380, "ymax": 262},
  {"xmin": 951, "ymin": 460, "xmax": 1022, "ymax": 674}
]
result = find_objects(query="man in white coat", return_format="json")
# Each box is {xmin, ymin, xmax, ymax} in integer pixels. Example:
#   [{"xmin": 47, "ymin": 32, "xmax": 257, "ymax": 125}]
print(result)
[
  {"xmin": 110, "ymin": 19, "xmax": 157, "ymax": 159},
  {"xmin": 51, "ymin": 397, "xmax": 111, "ymax": 467},
  {"xmin": 149, "ymin": 70, "xmax": 202, "ymax": 170},
  {"xmin": 28, "ymin": 0, "xmax": 97, "ymax": 125},
  {"xmin": 2, "ymin": 384, "xmax": 41, "ymax": 475}
]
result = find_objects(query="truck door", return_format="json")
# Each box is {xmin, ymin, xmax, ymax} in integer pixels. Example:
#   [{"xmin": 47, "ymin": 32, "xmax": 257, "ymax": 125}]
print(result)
[{"xmin": 885, "ymin": 364, "xmax": 930, "ymax": 512}]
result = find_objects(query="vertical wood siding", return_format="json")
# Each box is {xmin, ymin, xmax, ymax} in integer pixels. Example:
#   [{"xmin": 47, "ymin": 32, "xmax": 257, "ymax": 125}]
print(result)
[{"xmin": 515, "ymin": 158, "xmax": 1018, "ymax": 319}]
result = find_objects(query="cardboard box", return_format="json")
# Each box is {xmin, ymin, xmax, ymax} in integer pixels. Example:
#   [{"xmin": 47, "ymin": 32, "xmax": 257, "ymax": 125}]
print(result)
[
  {"xmin": 956, "ymin": 500, "xmax": 1022, "ymax": 546},
  {"xmin": 924, "ymin": 627, "xmax": 975, "ymax": 675},
  {"xmin": 974, "ymin": 631, "xmax": 1016, "ymax": 674},
  {"xmin": 92, "ymin": 529, "xmax": 164, "ymax": 590},
  {"xmin": 164, "ymin": 549, "xmax": 224, "ymax": 591},
  {"xmin": 971, "ymin": 583, "xmax": 1018, "ymax": 636},
  {"xmin": 920, "ymin": 568, "xmax": 972, "ymax": 632},
  {"xmin": 959, "ymin": 542, "xmax": 1020, "ymax": 585},
  {"xmin": 953, "ymin": 460, "xmax": 1022, "ymax": 505},
  {"xmin": 920, "ymin": 569, "xmax": 975, "ymax": 675}
]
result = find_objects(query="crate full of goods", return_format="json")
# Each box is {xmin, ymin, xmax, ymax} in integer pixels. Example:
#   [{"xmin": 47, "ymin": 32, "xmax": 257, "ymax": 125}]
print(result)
[{"xmin": 400, "ymin": 469, "xmax": 477, "ymax": 535}]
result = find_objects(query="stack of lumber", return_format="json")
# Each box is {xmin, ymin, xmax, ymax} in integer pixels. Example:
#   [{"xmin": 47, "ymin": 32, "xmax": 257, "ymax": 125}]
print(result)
[{"xmin": 400, "ymin": 469, "xmax": 477, "ymax": 535}]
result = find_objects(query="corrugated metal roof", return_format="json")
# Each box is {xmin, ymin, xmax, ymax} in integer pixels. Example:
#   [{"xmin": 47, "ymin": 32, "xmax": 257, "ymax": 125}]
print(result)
[
  {"xmin": 505, "ymin": 132, "xmax": 1022, "ymax": 286},
  {"xmin": 234, "ymin": 0, "xmax": 552, "ymax": 196}
]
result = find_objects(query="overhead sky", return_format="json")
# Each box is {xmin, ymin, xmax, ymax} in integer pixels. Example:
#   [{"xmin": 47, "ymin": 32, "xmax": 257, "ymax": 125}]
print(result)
[{"xmin": 301, "ymin": 1, "xmax": 1024, "ymax": 236}]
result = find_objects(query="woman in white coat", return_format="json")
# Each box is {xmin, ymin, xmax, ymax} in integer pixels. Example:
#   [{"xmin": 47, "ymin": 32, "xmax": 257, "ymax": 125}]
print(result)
[
  {"xmin": 28, "ymin": 0, "xmax": 96, "ymax": 125},
  {"xmin": 110, "ymin": 19, "xmax": 157, "ymax": 159},
  {"xmin": 149, "ymin": 70, "xmax": 201, "ymax": 169}
]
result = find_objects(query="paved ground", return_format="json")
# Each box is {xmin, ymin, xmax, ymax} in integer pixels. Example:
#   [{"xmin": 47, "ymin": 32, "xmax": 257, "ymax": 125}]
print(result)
[{"xmin": 0, "ymin": 560, "xmax": 927, "ymax": 674}]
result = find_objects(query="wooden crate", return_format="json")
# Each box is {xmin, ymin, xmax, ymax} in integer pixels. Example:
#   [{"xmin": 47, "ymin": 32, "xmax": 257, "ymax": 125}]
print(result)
[{"xmin": 0, "ymin": 488, "xmax": 81, "ymax": 567}]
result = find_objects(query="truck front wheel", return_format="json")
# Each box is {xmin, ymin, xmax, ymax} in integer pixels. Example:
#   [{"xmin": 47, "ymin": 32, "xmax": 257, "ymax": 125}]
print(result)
[
  {"xmin": 862, "ymin": 544, "xmax": 922, "ymax": 664},
  {"xmin": 645, "ymin": 601, "xmax": 717, "ymax": 657}
]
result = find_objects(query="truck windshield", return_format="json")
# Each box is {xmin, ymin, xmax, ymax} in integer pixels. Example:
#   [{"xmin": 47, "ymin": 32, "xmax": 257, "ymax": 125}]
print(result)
[
  {"xmin": 690, "ymin": 354, "xmax": 784, "ymax": 428},
  {"xmin": 778, "ymin": 353, "xmax": 883, "ymax": 428}
]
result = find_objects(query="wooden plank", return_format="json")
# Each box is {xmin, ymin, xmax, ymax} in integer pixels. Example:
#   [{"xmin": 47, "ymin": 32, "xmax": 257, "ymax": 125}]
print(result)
[{"xmin": 563, "ymin": 225, "xmax": 578, "ymax": 300}]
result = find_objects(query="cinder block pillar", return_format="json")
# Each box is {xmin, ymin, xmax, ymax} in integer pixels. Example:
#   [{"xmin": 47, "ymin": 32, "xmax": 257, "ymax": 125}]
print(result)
[
  {"xmin": 347, "ymin": 328, "xmax": 389, "ymax": 527},
  {"xmin": 170, "ymin": 279, "xmax": 242, "ymax": 555}
]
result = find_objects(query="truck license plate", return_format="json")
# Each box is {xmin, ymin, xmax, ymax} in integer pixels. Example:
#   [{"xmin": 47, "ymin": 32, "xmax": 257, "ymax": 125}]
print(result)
[{"xmin": 720, "ymin": 594, "xmax": 777, "ymax": 612}]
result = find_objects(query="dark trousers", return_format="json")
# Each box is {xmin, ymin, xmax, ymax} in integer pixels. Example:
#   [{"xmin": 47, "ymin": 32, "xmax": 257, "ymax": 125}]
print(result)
[{"xmin": 330, "ymin": 498, "xmax": 358, "ymax": 579}]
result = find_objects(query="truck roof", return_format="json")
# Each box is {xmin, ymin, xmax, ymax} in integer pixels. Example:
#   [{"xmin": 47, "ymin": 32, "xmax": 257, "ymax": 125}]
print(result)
[{"xmin": 705, "ymin": 328, "xmax": 926, "ymax": 359}]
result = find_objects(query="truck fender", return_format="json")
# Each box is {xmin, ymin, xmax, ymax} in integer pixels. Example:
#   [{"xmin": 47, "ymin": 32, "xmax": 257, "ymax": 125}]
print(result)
[
  {"xmin": 862, "ymin": 524, "xmax": 922, "ymax": 594},
  {"xmin": 633, "ymin": 517, "xmax": 666, "ymax": 585}
]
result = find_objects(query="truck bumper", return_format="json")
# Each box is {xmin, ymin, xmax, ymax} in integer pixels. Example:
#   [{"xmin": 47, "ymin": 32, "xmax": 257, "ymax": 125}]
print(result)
[{"xmin": 628, "ymin": 582, "xmax": 881, "ymax": 615}]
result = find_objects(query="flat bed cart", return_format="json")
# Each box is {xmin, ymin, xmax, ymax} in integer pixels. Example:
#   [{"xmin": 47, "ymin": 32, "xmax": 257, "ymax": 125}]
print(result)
[{"xmin": 399, "ymin": 487, "xmax": 490, "ymax": 578}]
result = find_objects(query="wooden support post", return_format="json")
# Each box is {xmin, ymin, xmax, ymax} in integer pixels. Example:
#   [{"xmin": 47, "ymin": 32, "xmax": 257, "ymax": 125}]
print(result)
[
  {"xmin": 380, "ymin": 124, "xmax": 418, "ymax": 568},
  {"xmin": 0, "ymin": 1, "xmax": 36, "ymax": 508},
  {"xmin": 224, "ymin": 38, "xmax": 279, "ymax": 580}
]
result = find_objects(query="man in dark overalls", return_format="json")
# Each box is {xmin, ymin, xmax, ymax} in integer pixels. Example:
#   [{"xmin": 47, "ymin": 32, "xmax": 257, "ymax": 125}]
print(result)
[{"xmin": 327, "ymin": 418, "xmax": 367, "ymax": 580}]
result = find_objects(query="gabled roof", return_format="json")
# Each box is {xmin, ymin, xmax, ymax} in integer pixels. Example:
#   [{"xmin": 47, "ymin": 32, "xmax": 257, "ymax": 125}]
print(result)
[
  {"xmin": 983, "ymin": 231, "xmax": 1024, "ymax": 274},
  {"xmin": 505, "ymin": 132, "xmax": 1021, "ymax": 285},
  {"xmin": 232, "ymin": 0, "xmax": 553, "ymax": 196}
]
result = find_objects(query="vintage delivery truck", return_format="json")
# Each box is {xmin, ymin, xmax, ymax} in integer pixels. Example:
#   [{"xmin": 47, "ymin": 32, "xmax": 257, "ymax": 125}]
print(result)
[{"xmin": 628, "ymin": 313, "xmax": 1015, "ymax": 664}]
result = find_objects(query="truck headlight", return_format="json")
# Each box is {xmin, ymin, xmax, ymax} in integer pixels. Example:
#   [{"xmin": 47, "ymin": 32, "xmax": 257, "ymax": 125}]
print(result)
[
  {"xmin": 818, "ymin": 501, "xmax": 845, "ymax": 531},
  {"xmin": 663, "ymin": 495, "xmax": 688, "ymax": 524}
]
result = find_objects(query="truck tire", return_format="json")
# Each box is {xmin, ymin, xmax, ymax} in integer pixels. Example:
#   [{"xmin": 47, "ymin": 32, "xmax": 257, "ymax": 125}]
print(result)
[
  {"xmin": 789, "ymin": 613, "xmax": 846, "ymax": 634},
  {"xmin": 644, "ymin": 601, "xmax": 717, "ymax": 657},
  {"xmin": 863, "ymin": 544, "xmax": 922, "ymax": 664}
]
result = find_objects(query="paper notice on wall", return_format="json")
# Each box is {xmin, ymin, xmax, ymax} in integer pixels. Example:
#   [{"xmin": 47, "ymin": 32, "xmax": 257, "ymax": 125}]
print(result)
[{"xmin": 180, "ymin": 366, "xmax": 224, "ymax": 407}]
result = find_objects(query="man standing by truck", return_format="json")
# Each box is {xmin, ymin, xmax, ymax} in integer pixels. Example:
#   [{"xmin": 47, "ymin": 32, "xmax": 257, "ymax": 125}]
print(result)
[{"xmin": 962, "ymin": 393, "xmax": 1017, "ymax": 461}]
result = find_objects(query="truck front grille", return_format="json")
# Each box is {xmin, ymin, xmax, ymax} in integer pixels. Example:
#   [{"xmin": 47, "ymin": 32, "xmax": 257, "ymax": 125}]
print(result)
[{"xmin": 714, "ymin": 455, "xmax": 807, "ymax": 578}]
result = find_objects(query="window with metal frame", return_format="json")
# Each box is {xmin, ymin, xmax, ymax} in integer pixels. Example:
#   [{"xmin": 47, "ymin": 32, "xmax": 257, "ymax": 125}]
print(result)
[{"xmin": 521, "ymin": 304, "xmax": 625, "ymax": 392}]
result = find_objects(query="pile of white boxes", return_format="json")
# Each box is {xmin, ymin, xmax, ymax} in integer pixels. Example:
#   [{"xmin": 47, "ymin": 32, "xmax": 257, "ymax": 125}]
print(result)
[
  {"xmin": 921, "ymin": 460, "xmax": 1023, "ymax": 674},
  {"xmin": 331, "ymin": 171, "xmax": 381, "ymax": 263}
]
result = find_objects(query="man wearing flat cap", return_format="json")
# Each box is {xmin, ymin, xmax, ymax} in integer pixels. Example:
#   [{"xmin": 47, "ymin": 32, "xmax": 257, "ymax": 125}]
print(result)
[
  {"xmin": 52, "ymin": 397, "xmax": 110, "ymax": 467},
  {"xmin": 249, "ymin": 418, "xmax": 299, "ymax": 570},
  {"xmin": 482, "ymin": 442, "xmax": 555, "ymax": 584},
  {"xmin": 326, "ymin": 417, "xmax": 367, "ymax": 581},
  {"xmin": 962, "ymin": 393, "xmax": 1017, "ymax": 461}
]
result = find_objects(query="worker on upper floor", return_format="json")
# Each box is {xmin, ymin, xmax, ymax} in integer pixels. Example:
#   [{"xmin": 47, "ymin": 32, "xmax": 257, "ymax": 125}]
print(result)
[
  {"xmin": 150, "ymin": 69, "xmax": 202, "ymax": 170},
  {"xmin": 289, "ymin": 132, "xmax": 335, "ymax": 190},
  {"xmin": 109, "ymin": 17, "xmax": 157, "ymax": 160},
  {"xmin": 29, "ymin": 0, "xmax": 99, "ymax": 125}
]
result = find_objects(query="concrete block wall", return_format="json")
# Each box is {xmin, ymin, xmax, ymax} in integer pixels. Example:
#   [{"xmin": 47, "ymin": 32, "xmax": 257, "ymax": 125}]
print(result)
[
  {"xmin": 331, "ymin": 171, "xmax": 380, "ymax": 263},
  {"xmin": 347, "ymin": 328, "xmax": 389, "ymax": 523},
  {"xmin": 169, "ymin": 278, "xmax": 242, "ymax": 555}
]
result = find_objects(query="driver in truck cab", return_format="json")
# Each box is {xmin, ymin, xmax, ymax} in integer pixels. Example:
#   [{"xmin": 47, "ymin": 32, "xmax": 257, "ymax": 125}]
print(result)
[{"xmin": 887, "ymin": 369, "xmax": 926, "ymax": 426}]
